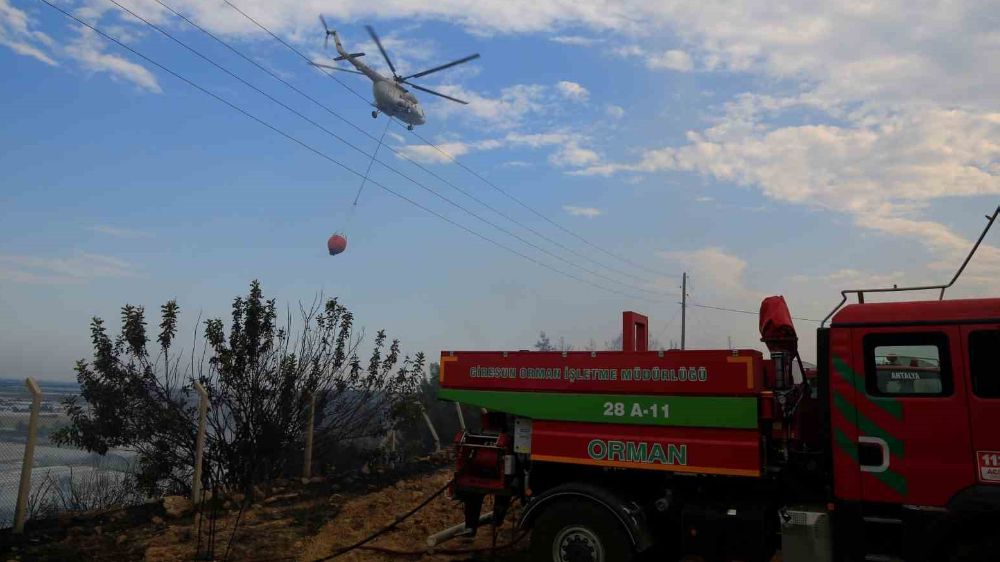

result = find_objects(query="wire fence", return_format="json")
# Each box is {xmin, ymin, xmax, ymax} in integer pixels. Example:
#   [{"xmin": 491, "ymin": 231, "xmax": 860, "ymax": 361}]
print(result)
[
  {"xmin": 0, "ymin": 376, "xmax": 456, "ymax": 533},
  {"xmin": 0, "ymin": 378, "xmax": 142, "ymax": 529}
]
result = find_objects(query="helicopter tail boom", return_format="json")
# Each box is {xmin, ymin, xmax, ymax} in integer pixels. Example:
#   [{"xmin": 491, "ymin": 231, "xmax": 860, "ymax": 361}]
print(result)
[{"xmin": 327, "ymin": 29, "xmax": 383, "ymax": 82}]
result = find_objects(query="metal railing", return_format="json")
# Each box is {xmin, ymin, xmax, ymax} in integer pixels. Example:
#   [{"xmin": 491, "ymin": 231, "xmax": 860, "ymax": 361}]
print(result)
[{"xmin": 822, "ymin": 206, "xmax": 1000, "ymax": 327}]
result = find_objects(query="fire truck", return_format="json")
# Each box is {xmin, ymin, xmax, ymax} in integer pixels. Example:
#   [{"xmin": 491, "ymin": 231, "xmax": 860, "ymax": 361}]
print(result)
[{"xmin": 438, "ymin": 208, "xmax": 999, "ymax": 562}]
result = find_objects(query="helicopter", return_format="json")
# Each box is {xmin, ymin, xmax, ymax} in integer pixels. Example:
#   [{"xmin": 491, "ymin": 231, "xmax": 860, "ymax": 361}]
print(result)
[{"xmin": 311, "ymin": 17, "xmax": 480, "ymax": 130}]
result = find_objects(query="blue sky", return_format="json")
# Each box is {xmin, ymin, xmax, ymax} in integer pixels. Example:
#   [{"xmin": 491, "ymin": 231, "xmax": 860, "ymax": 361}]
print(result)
[{"xmin": 1, "ymin": 0, "xmax": 997, "ymax": 380}]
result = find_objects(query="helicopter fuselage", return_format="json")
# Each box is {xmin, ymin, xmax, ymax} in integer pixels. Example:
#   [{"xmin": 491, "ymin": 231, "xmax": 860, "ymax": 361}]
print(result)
[
  {"xmin": 372, "ymin": 79, "xmax": 425, "ymax": 127},
  {"xmin": 325, "ymin": 25, "xmax": 475, "ymax": 128},
  {"xmin": 331, "ymin": 30, "xmax": 425, "ymax": 127}
]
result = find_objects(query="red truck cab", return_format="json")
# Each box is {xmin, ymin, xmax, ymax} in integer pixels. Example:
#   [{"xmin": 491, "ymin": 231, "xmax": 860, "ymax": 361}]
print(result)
[{"xmin": 821, "ymin": 298, "xmax": 1000, "ymax": 561}]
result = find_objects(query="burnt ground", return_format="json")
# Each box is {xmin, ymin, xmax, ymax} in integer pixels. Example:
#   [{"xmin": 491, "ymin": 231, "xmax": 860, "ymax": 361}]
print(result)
[
  {"xmin": 1, "ymin": 459, "xmax": 782, "ymax": 562},
  {"xmin": 0, "ymin": 455, "xmax": 527, "ymax": 562}
]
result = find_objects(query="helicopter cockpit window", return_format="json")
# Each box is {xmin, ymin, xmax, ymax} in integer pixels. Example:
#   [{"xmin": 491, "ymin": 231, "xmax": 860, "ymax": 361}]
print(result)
[{"xmin": 863, "ymin": 333, "xmax": 951, "ymax": 397}]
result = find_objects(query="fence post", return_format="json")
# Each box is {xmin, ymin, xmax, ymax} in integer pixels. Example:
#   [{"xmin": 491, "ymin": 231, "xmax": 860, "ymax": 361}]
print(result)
[
  {"xmin": 13, "ymin": 378, "xmax": 42, "ymax": 534},
  {"xmin": 302, "ymin": 392, "xmax": 316, "ymax": 481},
  {"xmin": 418, "ymin": 403, "xmax": 441, "ymax": 453},
  {"xmin": 455, "ymin": 402, "xmax": 466, "ymax": 432},
  {"xmin": 192, "ymin": 381, "xmax": 209, "ymax": 504}
]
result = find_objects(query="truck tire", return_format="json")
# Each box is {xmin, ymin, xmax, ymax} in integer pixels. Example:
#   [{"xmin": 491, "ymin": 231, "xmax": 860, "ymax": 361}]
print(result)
[{"xmin": 529, "ymin": 499, "xmax": 634, "ymax": 562}]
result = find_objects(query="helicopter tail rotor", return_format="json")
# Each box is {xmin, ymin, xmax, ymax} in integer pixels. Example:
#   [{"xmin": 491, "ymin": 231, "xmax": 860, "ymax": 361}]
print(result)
[{"xmin": 319, "ymin": 15, "xmax": 333, "ymax": 49}]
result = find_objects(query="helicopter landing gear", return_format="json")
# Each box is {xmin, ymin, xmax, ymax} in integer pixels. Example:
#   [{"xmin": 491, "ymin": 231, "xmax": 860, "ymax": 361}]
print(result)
[
  {"xmin": 371, "ymin": 110, "xmax": 379, "ymax": 119},
  {"xmin": 407, "ymin": 124, "xmax": 414, "ymax": 131}
]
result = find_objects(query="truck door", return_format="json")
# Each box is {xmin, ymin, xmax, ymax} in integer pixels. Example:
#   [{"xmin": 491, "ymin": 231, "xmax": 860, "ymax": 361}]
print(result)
[
  {"xmin": 851, "ymin": 326, "xmax": 974, "ymax": 506},
  {"xmin": 962, "ymin": 325, "xmax": 1000, "ymax": 485}
]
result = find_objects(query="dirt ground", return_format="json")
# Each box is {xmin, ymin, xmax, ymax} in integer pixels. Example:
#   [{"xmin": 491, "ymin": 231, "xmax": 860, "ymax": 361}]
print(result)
[
  {"xmin": 2, "ymin": 463, "xmax": 783, "ymax": 562},
  {"xmin": 0, "ymin": 460, "xmax": 526, "ymax": 562},
  {"xmin": 300, "ymin": 469, "xmax": 526, "ymax": 562}
]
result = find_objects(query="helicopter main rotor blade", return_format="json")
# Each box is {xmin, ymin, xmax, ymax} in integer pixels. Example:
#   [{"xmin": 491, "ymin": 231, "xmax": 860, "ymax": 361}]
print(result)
[
  {"xmin": 399, "ymin": 53, "xmax": 480, "ymax": 81},
  {"xmin": 405, "ymin": 82, "xmax": 469, "ymax": 105},
  {"xmin": 309, "ymin": 61, "xmax": 365, "ymax": 75},
  {"xmin": 365, "ymin": 25, "xmax": 397, "ymax": 76}
]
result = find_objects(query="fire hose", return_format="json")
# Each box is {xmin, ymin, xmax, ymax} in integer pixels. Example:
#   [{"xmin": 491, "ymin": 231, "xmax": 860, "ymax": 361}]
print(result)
[
  {"xmin": 305, "ymin": 478, "xmax": 455, "ymax": 562},
  {"xmin": 297, "ymin": 478, "xmax": 524, "ymax": 562}
]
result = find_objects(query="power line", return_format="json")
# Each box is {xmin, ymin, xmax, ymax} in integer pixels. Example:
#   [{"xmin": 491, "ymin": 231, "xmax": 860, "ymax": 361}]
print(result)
[
  {"xmin": 126, "ymin": 0, "xmax": 678, "ymax": 299},
  {"xmin": 44, "ymin": 0, "xmax": 821, "ymax": 328},
  {"xmin": 106, "ymin": 0, "xmax": 676, "ymax": 299},
  {"xmin": 159, "ymin": 0, "xmax": 678, "ymax": 295},
  {"xmin": 220, "ymin": 0, "xmax": 680, "ymax": 281},
  {"xmin": 689, "ymin": 302, "xmax": 821, "ymax": 323},
  {"xmin": 654, "ymin": 306, "xmax": 681, "ymax": 343},
  {"xmin": 404, "ymin": 125, "xmax": 680, "ymax": 279},
  {"xmin": 37, "ymin": 0, "xmax": 665, "ymax": 306}
]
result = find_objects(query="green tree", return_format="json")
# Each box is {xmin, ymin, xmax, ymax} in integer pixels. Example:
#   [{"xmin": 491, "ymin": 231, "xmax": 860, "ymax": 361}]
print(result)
[{"xmin": 53, "ymin": 281, "xmax": 423, "ymax": 496}]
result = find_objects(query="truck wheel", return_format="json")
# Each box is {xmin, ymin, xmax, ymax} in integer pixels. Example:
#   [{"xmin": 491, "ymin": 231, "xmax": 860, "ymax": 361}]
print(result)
[{"xmin": 529, "ymin": 500, "xmax": 634, "ymax": 562}]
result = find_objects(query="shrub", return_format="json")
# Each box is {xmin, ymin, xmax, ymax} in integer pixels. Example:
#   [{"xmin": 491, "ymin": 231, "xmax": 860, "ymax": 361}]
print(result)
[{"xmin": 53, "ymin": 281, "xmax": 424, "ymax": 496}]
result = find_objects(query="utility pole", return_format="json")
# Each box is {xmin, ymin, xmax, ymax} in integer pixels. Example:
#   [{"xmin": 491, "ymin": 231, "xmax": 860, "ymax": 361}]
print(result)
[{"xmin": 681, "ymin": 272, "xmax": 687, "ymax": 350}]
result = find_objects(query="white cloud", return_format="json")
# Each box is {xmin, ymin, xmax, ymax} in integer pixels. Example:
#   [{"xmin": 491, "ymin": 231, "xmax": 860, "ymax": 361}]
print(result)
[
  {"xmin": 658, "ymin": 247, "xmax": 763, "ymax": 304},
  {"xmin": 576, "ymin": 99, "xmax": 1000, "ymax": 271},
  {"xmin": 396, "ymin": 131, "xmax": 600, "ymax": 169},
  {"xmin": 695, "ymin": 196, "xmax": 714, "ymax": 203},
  {"xmin": 89, "ymin": 224, "xmax": 153, "ymax": 238},
  {"xmin": 0, "ymin": 0, "xmax": 58, "ymax": 66},
  {"xmin": 605, "ymin": 105, "xmax": 625, "ymax": 119},
  {"xmin": 646, "ymin": 49, "xmax": 693, "ymax": 72},
  {"xmin": 790, "ymin": 268, "xmax": 906, "ymax": 288},
  {"xmin": 427, "ymin": 83, "xmax": 547, "ymax": 127},
  {"xmin": 556, "ymin": 80, "xmax": 589, "ymax": 102},
  {"xmin": 65, "ymin": 27, "xmax": 161, "ymax": 92},
  {"xmin": 563, "ymin": 205, "xmax": 603, "ymax": 218},
  {"xmin": 55, "ymin": 0, "xmax": 992, "ymax": 112},
  {"xmin": 583, "ymin": 104, "xmax": 999, "ymax": 207},
  {"xmin": 613, "ymin": 45, "xmax": 694, "ymax": 72},
  {"xmin": 549, "ymin": 140, "xmax": 600, "ymax": 167},
  {"xmin": 0, "ymin": 252, "xmax": 140, "ymax": 283},
  {"xmin": 504, "ymin": 132, "xmax": 572, "ymax": 148},
  {"xmin": 2, "ymin": 2, "xmax": 164, "ymax": 91},
  {"xmin": 427, "ymin": 81, "xmax": 598, "ymax": 127},
  {"xmin": 13, "ymin": 0, "xmax": 994, "ymax": 283},
  {"xmin": 551, "ymin": 35, "xmax": 600, "ymax": 46},
  {"xmin": 395, "ymin": 141, "xmax": 473, "ymax": 163}
]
